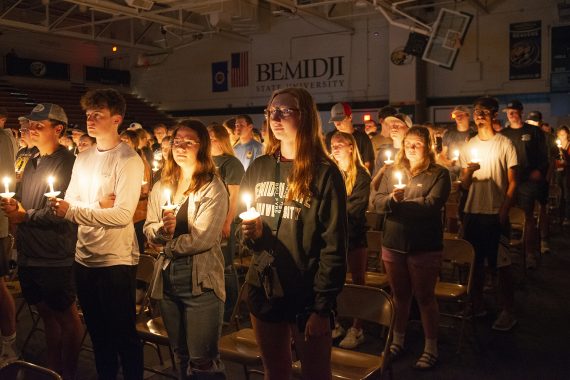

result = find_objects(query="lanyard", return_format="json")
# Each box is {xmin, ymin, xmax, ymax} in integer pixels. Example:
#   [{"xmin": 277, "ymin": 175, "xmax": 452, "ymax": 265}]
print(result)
[{"xmin": 273, "ymin": 151, "xmax": 288, "ymax": 233}]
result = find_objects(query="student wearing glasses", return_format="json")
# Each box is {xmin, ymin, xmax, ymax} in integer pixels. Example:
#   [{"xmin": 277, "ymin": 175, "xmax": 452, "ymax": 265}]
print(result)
[
  {"xmin": 144, "ymin": 119, "xmax": 228, "ymax": 379},
  {"xmin": 241, "ymin": 87, "xmax": 347, "ymax": 380},
  {"xmin": 329, "ymin": 131, "xmax": 371, "ymax": 349},
  {"xmin": 375, "ymin": 126, "xmax": 450, "ymax": 370}
]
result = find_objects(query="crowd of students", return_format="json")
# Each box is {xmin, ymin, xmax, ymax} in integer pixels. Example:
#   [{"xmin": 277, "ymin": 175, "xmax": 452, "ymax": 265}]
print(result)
[{"xmin": 0, "ymin": 87, "xmax": 568, "ymax": 380}]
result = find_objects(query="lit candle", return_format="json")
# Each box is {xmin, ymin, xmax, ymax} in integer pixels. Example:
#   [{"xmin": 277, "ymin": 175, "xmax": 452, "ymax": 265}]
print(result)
[
  {"xmin": 152, "ymin": 160, "xmax": 159, "ymax": 172},
  {"xmin": 68, "ymin": 146, "xmax": 73, "ymax": 151},
  {"xmin": 470, "ymin": 148, "xmax": 480, "ymax": 164},
  {"xmin": 1, "ymin": 177, "xmax": 15, "ymax": 199},
  {"xmin": 394, "ymin": 171, "xmax": 406, "ymax": 189},
  {"xmin": 48, "ymin": 176, "xmax": 55, "ymax": 194},
  {"xmin": 556, "ymin": 139, "xmax": 562, "ymax": 149},
  {"xmin": 239, "ymin": 192, "xmax": 260, "ymax": 221},
  {"xmin": 384, "ymin": 150, "xmax": 393, "ymax": 165},
  {"xmin": 44, "ymin": 176, "xmax": 61, "ymax": 198},
  {"xmin": 453, "ymin": 149, "xmax": 460, "ymax": 161},
  {"xmin": 161, "ymin": 188, "xmax": 176, "ymax": 211}
]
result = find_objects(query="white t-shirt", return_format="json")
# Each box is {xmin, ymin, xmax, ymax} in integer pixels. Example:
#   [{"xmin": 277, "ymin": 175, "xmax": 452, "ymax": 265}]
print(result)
[
  {"xmin": 64, "ymin": 143, "xmax": 144, "ymax": 267},
  {"xmin": 459, "ymin": 133, "xmax": 517, "ymax": 214}
]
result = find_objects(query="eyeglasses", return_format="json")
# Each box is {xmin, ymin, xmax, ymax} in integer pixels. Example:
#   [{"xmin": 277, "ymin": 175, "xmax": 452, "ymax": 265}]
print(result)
[
  {"xmin": 473, "ymin": 109, "xmax": 492, "ymax": 117},
  {"xmin": 171, "ymin": 139, "xmax": 200, "ymax": 149},
  {"xmin": 264, "ymin": 107, "xmax": 300, "ymax": 120}
]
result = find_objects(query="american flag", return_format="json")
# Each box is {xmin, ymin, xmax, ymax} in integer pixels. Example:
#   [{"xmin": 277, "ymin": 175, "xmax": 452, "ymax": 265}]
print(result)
[{"xmin": 231, "ymin": 52, "xmax": 248, "ymax": 87}]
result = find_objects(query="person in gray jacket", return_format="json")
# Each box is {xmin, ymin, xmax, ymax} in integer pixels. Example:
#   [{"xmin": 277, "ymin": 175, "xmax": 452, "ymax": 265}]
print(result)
[{"xmin": 375, "ymin": 126, "xmax": 451, "ymax": 371}]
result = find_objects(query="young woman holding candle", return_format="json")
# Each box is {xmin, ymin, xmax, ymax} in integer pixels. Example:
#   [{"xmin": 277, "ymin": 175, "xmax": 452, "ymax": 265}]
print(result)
[
  {"xmin": 144, "ymin": 119, "xmax": 228, "ymax": 379},
  {"xmin": 330, "ymin": 131, "xmax": 371, "ymax": 349},
  {"xmin": 374, "ymin": 126, "xmax": 451, "ymax": 370},
  {"xmin": 240, "ymin": 87, "xmax": 347, "ymax": 380}
]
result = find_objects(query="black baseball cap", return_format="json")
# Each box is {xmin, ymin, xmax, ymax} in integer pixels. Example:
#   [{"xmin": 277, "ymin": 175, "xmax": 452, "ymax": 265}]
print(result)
[{"xmin": 502, "ymin": 100, "xmax": 523, "ymax": 112}]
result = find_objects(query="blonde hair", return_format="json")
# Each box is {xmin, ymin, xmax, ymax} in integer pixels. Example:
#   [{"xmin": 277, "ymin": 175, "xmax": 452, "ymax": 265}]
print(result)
[
  {"xmin": 161, "ymin": 119, "xmax": 217, "ymax": 195},
  {"xmin": 394, "ymin": 126, "xmax": 435, "ymax": 177},
  {"xmin": 264, "ymin": 87, "xmax": 332, "ymax": 202},
  {"xmin": 208, "ymin": 124, "xmax": 235, "ymax": 156},
  {"xmin": 330, "ymin": 131, "xmax": 368, "ymax": 195}
]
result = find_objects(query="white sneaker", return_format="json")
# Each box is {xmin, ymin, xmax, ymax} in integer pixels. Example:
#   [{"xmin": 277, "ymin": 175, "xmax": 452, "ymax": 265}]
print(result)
[
  {"xmin": 339, "ymin": 327, "xmax": 364, "ymax": 349},
  {"xmin": 331, "ymin": 323, "xmax": 345, "ymax": 340}
]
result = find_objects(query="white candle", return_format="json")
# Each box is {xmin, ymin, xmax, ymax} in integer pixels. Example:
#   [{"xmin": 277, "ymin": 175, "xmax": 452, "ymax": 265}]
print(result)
[
  {"xmin": 556, "ymin": 139, "xmax": 562, "ymax": 149},
  {"xmin": 152, "ymin": 160, "xmax": 159, "ymax": 172},
  {"xmin": 48, "ymin": 176, "xmax": 55, "ymax": 194},
  {"xmin": 384, "ymin": 150, "xmax": 394, "ymax": 165},
  {"xmin": 242, "ymin": 193, "xmax": 252, "ymax": 211},
  {"xmin": 239, "ymin": 192, "xmax": 260, "ymax": 221},
  {"xmin": 470, "ymin": 148, "xmax": 480, "ymax": 164},
  {"xmin": 2, "ymin": 177, "xmax": 9, "ymax": 194},
  {"xmin": 453, "ymin": 149, "xmax": 460, "ymax": 161},
  {"xmin": 164, "ymin": 188, "xmax": 172, "ymax": 207},
  {"xmin": 394, "ymin": 171, "xmax": 406, "ymax": 189}
]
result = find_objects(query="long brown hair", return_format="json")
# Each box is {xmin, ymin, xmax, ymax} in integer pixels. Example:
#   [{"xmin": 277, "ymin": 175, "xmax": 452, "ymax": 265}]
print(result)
[
  {"xmin": 330, "ymin": 131, "xmax": 368, "ymax": 195},
  {"xmin": 207, "ymin": 124, "xmax": 235, "ymax": 156},
  {"xmin": 161, "ymin": 119, "xmax": 217, "ymax": 195},
  {"xmin": 264, "ymin": 87, "xmax": 332, "ymax": 202},
  {"xmin": 394, "ymin": 126, "xmax": 435, "ymax": 176}
]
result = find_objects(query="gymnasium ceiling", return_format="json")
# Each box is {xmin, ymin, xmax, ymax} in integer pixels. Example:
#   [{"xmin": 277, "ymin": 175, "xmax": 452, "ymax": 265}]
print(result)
[{"xmin": 0, "ymin": 0, "xmax": 491, "ymax": 52}]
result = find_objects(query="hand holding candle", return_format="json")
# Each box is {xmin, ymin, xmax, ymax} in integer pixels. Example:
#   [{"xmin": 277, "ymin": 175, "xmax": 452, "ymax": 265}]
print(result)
[
  {"xmin": 240, "ymin": 192, "xmax": 262, "ymax": 240},
  {"xmin": 384, "ymin": 150, "xmax": 394, "ymax": 165},
  {"xmin": 0, "ymin": 177, "xmax": 15, "ymax": 199},
  {"xmin": 152, "ymin": 160, "xmax": 159, "ymax": 173},
  {"xmin": 44, "ymin": 176, "xmax": 61, "ymax": 198},
  {"xmin": 556, "ymin": 139, "xmax": 562, "ymax": 149}
]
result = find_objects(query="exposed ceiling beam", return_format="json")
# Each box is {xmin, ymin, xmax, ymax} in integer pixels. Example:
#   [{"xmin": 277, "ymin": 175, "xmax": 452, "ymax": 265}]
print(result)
[
  {"xmin": 62, "ymin": 0, "xmax": 205, "ymax": 32},
  {"xmin": 265, "ymin": 0, "xmax": 354, "ymax": 33},
  {"xmin": 49, "ymin": 4, "xmax": 78, "ymax": 30},
  {"xmin": 0, "ymin": 18, "xmax": 163, "ymax": 52}
]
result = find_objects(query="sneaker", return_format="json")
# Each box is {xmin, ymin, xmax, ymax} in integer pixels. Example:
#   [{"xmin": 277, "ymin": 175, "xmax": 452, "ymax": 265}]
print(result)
[
  {"xmin": 492, "ymin": 310, "xmax": 517, "ymax": 331},
  {"xmin": 331, "ymin": 323, "xmax": 345, "ymax": 340},
  {"xmin": 339, "ymin": 327, "xmax": 364, "ymax": 349},
  {"xmin": 540, "ymin": 240, "xmax": 550, "ymax": 254}
]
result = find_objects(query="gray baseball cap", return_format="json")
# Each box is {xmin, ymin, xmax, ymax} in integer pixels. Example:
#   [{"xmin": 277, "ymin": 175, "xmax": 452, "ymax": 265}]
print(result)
[{"xmin": 27, "ymin": 103, "xmax": 68, "ymax": 125}]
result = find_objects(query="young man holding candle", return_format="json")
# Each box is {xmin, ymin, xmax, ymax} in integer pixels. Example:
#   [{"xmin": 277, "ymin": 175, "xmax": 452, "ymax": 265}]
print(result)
[
  {"xmin": 51, "ymin": 89, "xmax": 144, "ymax": 379},
  {"xmin": 439, "ymin": 105, "xmax": 475, "ymax": 179},
  {"xmin": 0, "ymin": 104, "xmax": 82, "ymax": 378},
  {"xmin": 459, "ymin": 96, "xmax": 518, "ymax": 331},
  {"xmin": 0, "ymin": 107, "xmax": 18, "ymax": 366}
]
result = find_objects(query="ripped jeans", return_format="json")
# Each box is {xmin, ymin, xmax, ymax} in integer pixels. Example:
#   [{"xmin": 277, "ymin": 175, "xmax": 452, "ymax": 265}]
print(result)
[{"xmin": 160, "ymin": 256, "xmax": 226, "ymax": 380}]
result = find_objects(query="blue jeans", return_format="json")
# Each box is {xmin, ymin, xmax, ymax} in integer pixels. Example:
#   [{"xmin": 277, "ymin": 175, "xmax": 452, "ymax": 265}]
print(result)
[{"xmin": 160, "ymin": 256, "xmax": 226, "ymax": 380}]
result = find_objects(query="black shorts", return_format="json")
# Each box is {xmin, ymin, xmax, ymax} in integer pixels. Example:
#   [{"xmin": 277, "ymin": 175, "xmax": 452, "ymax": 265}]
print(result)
[
  {"xmin": 19, "ymin": 266, "xmax": 76, "ymax": 312},
  {"xmin": 247, "ymin": 283, "xmax": 314, "ymax": 324},
  {"xmin": 516, "ymin": 180, "xmax": 548, "ymax": 213}
]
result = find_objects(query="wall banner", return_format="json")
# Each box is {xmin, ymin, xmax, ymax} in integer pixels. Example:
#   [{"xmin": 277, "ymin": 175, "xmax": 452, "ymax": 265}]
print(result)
[{"xmin": 509, "ymin": 21, "xmax": 541, "ymax": 80}]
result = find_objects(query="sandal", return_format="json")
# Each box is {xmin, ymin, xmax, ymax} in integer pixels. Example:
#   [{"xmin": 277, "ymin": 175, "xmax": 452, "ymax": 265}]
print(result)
[
  {"xmin": 388, "ymin": 343, "xmax": 405, "ymax": 360},
  {"xmin": 413, "ymin": 352, "xmax": 438, "ymax": 370}
]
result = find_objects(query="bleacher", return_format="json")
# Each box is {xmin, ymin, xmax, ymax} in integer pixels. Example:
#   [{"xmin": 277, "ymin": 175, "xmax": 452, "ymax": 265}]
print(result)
[{"xmin": 0, "ymin": 81, "xmax": 174, "ymax": 131}]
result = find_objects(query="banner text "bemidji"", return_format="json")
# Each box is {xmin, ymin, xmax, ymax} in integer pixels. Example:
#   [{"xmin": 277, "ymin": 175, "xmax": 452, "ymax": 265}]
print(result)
[{"xmin": 257, "ymin": 56, "xmax": 344, "ymax": 82}]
